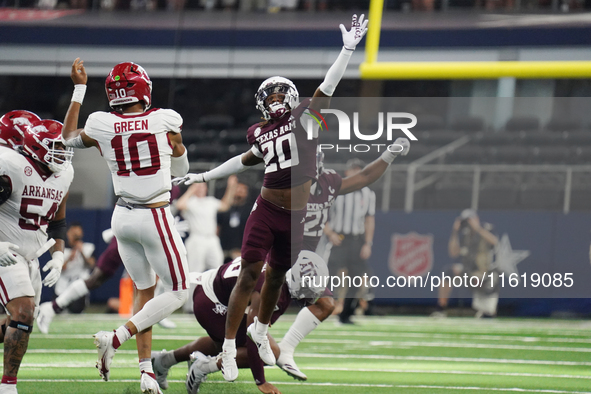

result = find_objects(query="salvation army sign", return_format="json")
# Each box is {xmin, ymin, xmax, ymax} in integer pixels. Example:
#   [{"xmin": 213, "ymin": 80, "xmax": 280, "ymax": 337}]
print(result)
[{"xmin": 389, "ymin": 232, "xmax": 433, "ymax": 277}]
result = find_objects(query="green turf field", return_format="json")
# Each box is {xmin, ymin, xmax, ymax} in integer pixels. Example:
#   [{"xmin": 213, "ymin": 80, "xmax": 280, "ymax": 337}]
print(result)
[{"xmin": 4, "ymin": 313, "xmax": 591, "ymax": 394}]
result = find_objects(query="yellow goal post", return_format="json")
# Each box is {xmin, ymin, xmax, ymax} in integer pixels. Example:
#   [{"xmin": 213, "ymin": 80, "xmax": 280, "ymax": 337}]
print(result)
[{"xmin": 360, "ymin": 0, "xmax": 591, "ymax": 79}]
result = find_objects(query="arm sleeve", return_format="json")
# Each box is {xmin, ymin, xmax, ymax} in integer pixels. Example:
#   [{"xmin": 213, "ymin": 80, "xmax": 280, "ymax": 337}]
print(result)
[
  {"xmin": 318, "ymin": 48, "xmax": 353, "ymax": 96},
  {"xmin": 202, "ymin": 154, "xmax": 247, "ymax": 182},
  {"xmin": 171, "ymin": 149, "xmax": 189, "ymax": 177}
]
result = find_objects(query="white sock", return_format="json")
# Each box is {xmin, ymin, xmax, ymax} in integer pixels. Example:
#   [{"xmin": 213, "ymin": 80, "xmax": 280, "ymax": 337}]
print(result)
[
  {"xmin": 160, "ymin": 350, "xmax": 178, "ymax": 369},
  {"xmin": 129, "ymin": 289, "xmax": 188, "ymax": 332},
  {"xmin": 55, "ymin": 278, "xmax": 89, "ymax": 309},
  {"xmin": 254, "ymin": 317, "xmax": 268, "ymax": 338},
  {"xmin": 280, "ymin": 307, "xmax": 321, "ymax": 355},
  {"xmin": 139, "ymin": 358, "xmax": 153, "ymax": 374},
  {"xmin": 223, "ymin": 338, "xmax": 236, "ymax": 353},
  {"xmin": 202, "ymin": 357, "xmax": 220, "ymax": 374},
  {"xmin": 114, "ymin": 325, "xmax": 132, "ymax": 346}
]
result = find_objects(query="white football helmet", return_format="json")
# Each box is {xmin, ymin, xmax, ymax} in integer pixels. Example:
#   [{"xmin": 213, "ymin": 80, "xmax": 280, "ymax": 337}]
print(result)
[
  {"xmin": 286, "ymin": 250, "xmax": 329, "ymax": 301},
  {"xmin": 255, "ymin": 76, "xmax": 299, "ymax": 120}
]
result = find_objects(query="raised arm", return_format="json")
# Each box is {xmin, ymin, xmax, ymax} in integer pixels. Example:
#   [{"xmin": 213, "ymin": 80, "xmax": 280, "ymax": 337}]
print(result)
[
  {"xmin": 62, "ymin": 58, "xmax": 97, "ymax": 149},
  {"xmin": 339, "ymin": 138, "xmax": 410, "ymax": 195},
  {"xmin": 449, "ymin": 218, "xmax": 461, "ymax": 258},
  {"xmin": 219, "ymin": 175, "xmax": 238, "ymax": 212},
  {"xmin": 309, "ymin": 14, "xmax": 369, "ymax": 112},
  {"xmin": 173, "ymin": 149, "xmax": 263, "ymax": 186}
]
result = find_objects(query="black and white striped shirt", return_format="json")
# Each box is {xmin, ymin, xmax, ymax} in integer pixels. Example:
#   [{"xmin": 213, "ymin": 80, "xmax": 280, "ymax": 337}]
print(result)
[{"xmin": 328, "ymin": 187, "xmax": 376, "ymax": 236}]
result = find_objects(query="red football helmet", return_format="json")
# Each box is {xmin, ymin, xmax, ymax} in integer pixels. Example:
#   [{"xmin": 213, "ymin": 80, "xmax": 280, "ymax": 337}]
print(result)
[
  {"xmin": 0, "ymin": 110, "xmax": 41, "ymax": 148},
  {"xmin": 23, "ymin": 120, "xmax": 73, "ymax": 173},
  {"xmin": 105, "ymin": 62, "xmax": 152, "ymax": 110}
]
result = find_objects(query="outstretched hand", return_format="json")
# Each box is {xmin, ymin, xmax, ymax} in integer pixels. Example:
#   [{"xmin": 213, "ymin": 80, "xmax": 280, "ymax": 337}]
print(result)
[
  {"xmin": 71, "ymin": 58, "xmax": 87, "ymax": 85},
  {"xmin": 340, "ymin": 14, "xmax": 369, "ymax": 51},
  {"xmin": 172, "ymin": 173, "xmax": 206, "ymax": 186}
]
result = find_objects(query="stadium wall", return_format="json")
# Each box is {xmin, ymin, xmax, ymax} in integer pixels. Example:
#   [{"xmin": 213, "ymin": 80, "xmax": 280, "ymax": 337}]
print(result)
[{"xmin": 48, "ymin": 208, "xmax": 591, "ymax": 316}]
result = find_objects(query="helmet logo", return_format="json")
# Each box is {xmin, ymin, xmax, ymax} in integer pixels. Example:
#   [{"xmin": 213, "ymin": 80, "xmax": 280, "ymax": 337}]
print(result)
[{"xmin": 114, "ymin": 75, "xmax": 121, "ymax": 81}]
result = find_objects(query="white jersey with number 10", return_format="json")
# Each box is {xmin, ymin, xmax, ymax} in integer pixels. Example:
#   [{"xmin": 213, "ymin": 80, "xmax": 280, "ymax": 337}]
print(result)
[{"xmin": 83, "ymin": 108, "xmax": 182, "ymax": 204}]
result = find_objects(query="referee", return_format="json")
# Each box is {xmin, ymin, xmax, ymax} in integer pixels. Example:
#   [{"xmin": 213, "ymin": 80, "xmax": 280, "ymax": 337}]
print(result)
[{"xmin": 324, "ymin": 158, "xmax": 376, "ymax": 324}]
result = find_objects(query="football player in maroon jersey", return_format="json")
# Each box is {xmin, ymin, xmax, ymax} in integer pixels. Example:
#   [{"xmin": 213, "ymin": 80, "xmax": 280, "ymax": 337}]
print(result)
[
  {"xmin": 174, "ymin": 14, "xmax": 369, "ymax": 382},
  {"xmin": 151, "ymin": 251, "xmax": 327, "ymax": 394}
]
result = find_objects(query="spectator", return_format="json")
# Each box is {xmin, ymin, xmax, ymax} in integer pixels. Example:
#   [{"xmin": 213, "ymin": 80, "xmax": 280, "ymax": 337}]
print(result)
[
  {"xmin": 54, "ymin": 222, "xmax": 96, "ymax": 314},
  {"xmin": 433, "ymin": 209, "xmax": 499, "ymax": 318},
  {"xmin": 217, "ymin": 180, "xmax": 252, "ymax": 261},
  {"xmin": 176, "ymin": 175, "xmax": 237, "ymax": 312}
]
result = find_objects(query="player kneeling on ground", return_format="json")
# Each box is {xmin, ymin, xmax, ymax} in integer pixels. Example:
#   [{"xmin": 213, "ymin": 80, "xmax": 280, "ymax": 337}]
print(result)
[{"xmin": 151, "ymin": 251, "xmax": 328, "ymax": 394}]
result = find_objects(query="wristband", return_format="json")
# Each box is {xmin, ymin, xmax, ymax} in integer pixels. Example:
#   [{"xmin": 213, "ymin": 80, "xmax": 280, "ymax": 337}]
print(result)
[{"xmin": 71, "ymin": 84, "xmax": 87, "ymax": 104}]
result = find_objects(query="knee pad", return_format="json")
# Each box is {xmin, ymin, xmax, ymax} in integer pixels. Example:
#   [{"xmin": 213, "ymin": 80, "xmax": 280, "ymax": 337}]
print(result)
[{"xmin": 9, "ymin": 320, "xmax": 33, "ymax": 333}]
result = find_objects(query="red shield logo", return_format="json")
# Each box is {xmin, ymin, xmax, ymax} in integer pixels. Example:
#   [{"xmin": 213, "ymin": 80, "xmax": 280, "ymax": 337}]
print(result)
[{"xmin": 389, "ymin": 232, "xmax": 433, "ymax": 277}]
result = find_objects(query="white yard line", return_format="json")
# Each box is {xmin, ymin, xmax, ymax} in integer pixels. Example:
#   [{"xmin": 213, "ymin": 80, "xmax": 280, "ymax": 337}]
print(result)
[
  {"xmin": 13, "ymin": 363, "xmax": 591, "ymax": 380},
  {"xmin": 9, "ymin": 349, "xmax": 591, "ymax": 366},
  {"xmin": 15, "ymin": 379, "xmax": 591, "ymax": 393}
]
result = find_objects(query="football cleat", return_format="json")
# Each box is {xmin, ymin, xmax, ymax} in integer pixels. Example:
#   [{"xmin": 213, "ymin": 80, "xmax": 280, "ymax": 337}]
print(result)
[
  {"xmin": 157, "ymin": 318, "xmax": 177, "ymax": 329},
  {"xmin": 36, "ymin": 302, "xmax": 56, "ymax": 334},
  {"xmin": 276, "ymin": 344, "xmax": 307, "ymax": 381},
  {"xmin": 94, "ymin": 330, "xmax": 117, "ymax": 381},
  {"xmin": 220, "ymin": 347, "xmax": 238, "ymax": 382},
  {"xmin": 140, "ymin": 371, "xmax": 163, "ymax": 394},
  {"xmin": 151, "ymin": 350, "xmax": 170, "ymax": 390},
  {"xmin": 247, "ymin": 317, "xmax": 276, "ymax": 366},
  {"xmin": 185, "ymin": 351, "xmax": 210, "ymax": 394},
  {"xmin": 0, "ymin": 384, "xmax": 18, "ymax": 393}
]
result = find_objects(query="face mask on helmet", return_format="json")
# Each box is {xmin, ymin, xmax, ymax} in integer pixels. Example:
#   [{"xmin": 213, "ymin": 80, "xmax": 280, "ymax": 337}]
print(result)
[
  {"xmin": 105, "ymin": 62, "xmax": 153, "ymax": 111},
  {"xmin": 286, "ymin": 250, "xmax": 329, "ymax": 301},
  {"xmin": 23, "ymin": 120, "xmax": 73, "ymax": 173},
  {"xmin": 255, "ymin": 76, "xmax": 299, "ymax": 120},
  {"xmin": 0, "ymin": 110, "xmax": 41, "ymax": 149}
]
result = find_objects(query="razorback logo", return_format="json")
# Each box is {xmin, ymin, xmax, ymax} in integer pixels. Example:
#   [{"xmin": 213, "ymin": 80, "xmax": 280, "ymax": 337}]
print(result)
[{"xmin": 388, "ymin": 232, "xmax": 433, "ymax": 277}]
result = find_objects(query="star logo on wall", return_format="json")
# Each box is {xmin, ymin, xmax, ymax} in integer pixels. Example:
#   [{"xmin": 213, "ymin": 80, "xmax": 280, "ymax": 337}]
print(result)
[{"xmin": 493, "ymin": 234, "xmax": 530, "ymax": 276}]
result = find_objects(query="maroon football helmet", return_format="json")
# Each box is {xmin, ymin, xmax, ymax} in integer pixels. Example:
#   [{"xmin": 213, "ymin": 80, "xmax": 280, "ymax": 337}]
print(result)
[
  {"xmin": 23, "ymin": 120, "xmax": 73, "ymax": 173},
  {"xmin": 0, "ymin": 110, "xmax": 41, "ymax": 149},
  {"xmin": 105, "ymin": 62, "xmax": 152, "ymax": 110}
]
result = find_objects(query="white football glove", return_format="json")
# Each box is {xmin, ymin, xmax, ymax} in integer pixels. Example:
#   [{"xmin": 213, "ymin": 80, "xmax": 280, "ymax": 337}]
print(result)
[
  {"xmin": 0, "ymin": 242, "xmax": 19, "ymax": 267},
  {"xmin": 42, "ymin": 251, "xmax": 64, "ymax": 287},
  {"xmin": 381, "ymin": 137, "xmax": 411, "ymax": 164},
  {"xmin": 340, "ymin": 14, "xmax": 369, "ymax": 51},
  {"xmin": 172, "ymin": 173, "xmax": 205, "ymax": 186}
]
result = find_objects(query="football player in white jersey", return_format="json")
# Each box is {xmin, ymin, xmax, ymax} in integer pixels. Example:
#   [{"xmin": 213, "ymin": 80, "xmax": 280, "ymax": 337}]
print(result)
[
  {"xmin": 0, "ymin": 120, "xmax": 74, "ymax": 394},
  {"xmin": 61, "ymin": 59, "xmax": 190, "ymax": 394},
  {"xmin": 0, "ymin": 110, "xmax": 41, "ymax": 151}
]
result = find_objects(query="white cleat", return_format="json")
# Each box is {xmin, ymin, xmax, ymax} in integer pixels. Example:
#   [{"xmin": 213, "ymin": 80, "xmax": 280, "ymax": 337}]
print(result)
[
  {"xmin": 220, "ymin": 347, "xmax": 238, "ymax": 382},
  {"xmin": 94, "ymin": 330, "xmax": 116, "ymax": 381},
  {"xmin": 185, "ymin": 351, "xmax": 210, "ymax": 394},
  {"xmin": 277, "ymin": 345, "xmax": 307, "ymax": 381},
  {"xmin": 151, "ymin": 350, "xmax": 170, "ymax": 390},
  {"xmin": 140, "ymin": 371, "xmax": 163, "ymax": 394},
  {"xmin": 247, "ymin": 317, "xmax": 276, "ymax": 365},
  {"xmin": 157, "ymin": 318, "xmax": 177, "ymax": 329},
  {"xmin": 0, "ymin": 384, "xmax": 18, "ymax": 393},
  {"xmin": 36, "ymin": 302, "xmax": 56, "ymax": 334}
]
